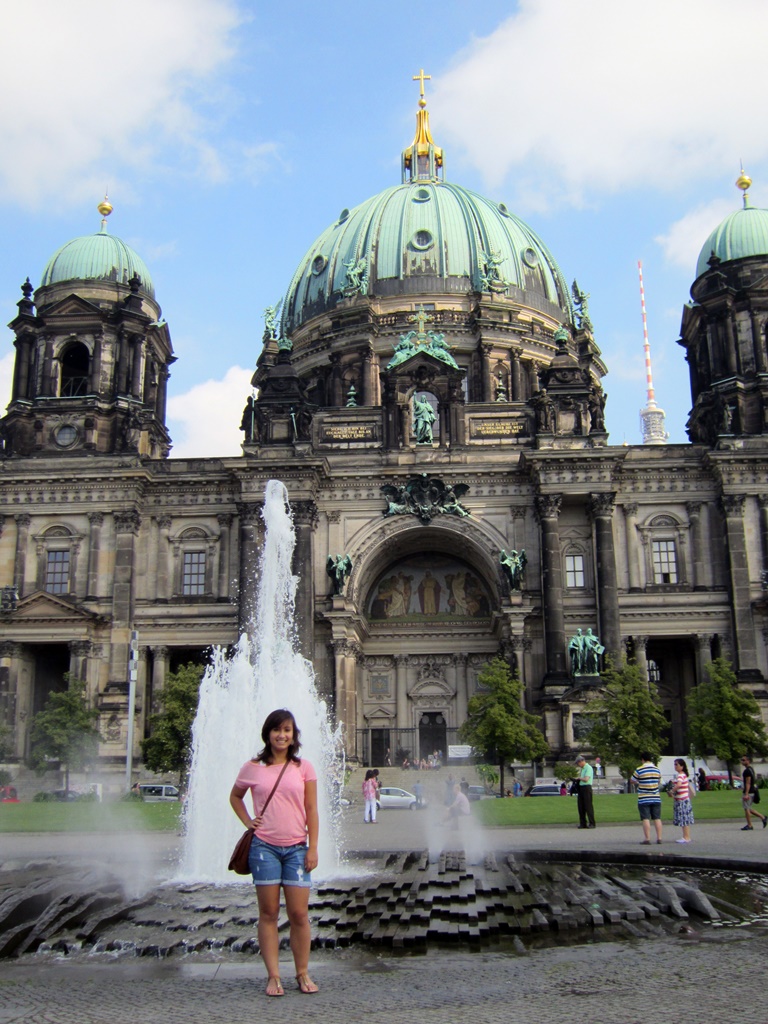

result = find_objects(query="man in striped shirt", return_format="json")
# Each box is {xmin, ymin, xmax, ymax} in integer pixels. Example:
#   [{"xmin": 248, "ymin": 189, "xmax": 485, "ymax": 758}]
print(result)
[{"xmin": 631, "ymin": 754, "xmax": 663, "ymax": 845}]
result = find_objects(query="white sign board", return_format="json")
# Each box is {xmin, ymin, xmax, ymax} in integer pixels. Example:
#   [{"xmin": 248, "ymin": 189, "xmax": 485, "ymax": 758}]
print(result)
[{"xmin": 448, "ymin": 745, "xmax": 473, "ymax": 759}]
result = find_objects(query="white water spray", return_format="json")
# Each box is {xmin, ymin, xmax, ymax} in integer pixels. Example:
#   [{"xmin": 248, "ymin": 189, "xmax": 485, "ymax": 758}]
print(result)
[{"xmin": 180, "ymin": 480, "xmax": 341, "ymax": 882}]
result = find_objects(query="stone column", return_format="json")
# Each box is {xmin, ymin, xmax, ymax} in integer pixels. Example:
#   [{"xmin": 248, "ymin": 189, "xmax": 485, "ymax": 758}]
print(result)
[
  {"xmin": 13, "ymin": 337, "xmax": 31, "ymax": 399},
  {"xmin": 131, "ymin": 336, "xmax": 144, "ymax": 398},
  {"xmin": 623, "ymin": 503, "xmax": 642, "ymax": 592},
  {"xmin": 153, "ymin": 516, "xmax": 172, "ymax": 601},
  {"xmin": 149, "ymin": 645, "xmax": 169, "ymax": 716},
  {"xmin": 42, "ymin": 338, "xmax": 54, "ymax": 396},
  {"xmin": 536, "ymin": 494, "xmax": 567, "ymax": 679},
  {"xmin": 0, "ymin": 642, "xmax": 22, "ymax": 758},
  {"xmin": 394, "ymin": 653, "xmax": 409, "ymax": 728},
  {"xmin": 90, "ymin": 333, "xmax": 103, "ymax": 394},
  {"xmin": 590, "ymin": 493, "xmax": 621, "ymax": 664},
  {"xmin": 292, "ymin": 501, "xmax": 318, "ymax": 658},
  {"xmin": 332, "ymin": 640, "xmax": 360, "ymax": 754},
  {"xmin": 452, "ymin": 653, "xmax": 468, "ymax": 725},
  {"xmin": 330, "ymin": 353, "xmax": 344, "ymax": 407},
  {"xmin": 694, "ymin": 633, "xmax": 713, "ymax": 684},
  {"xmin": 68, "ymin": 640, "xmax": 91, "ymax": 682},
  {"xmin": 360, "ymin": 343, "xmax": 375, "ymax": 407},
  {"xmin": 528, "ymin": 360, "xmax": 541, "ymax": 397},
  {"xmin": 758, "ymin": 497, "xmax": 768, "ymax": 578},
  {"xmin": 751, "ymin": 311, "xmax": 768, "ymax": 374},
  {"xmin": 721, "ymin": 494, "xmax": 760, "ymax": 677},
  {"xmin": 686, "ymin": 501, "xmax": 706, "ymax": 590},
  {"xmin": 632, "ymin": 634, "xmax": 649, "ymax": 681},
  {"xmin": 237, "ymin": 502, "xmax": 263, "ymax": 633},
  {"xmin": 156, "ymin": 367, "xmax": 170, "ymax": 424},
  {"xmin": 13, "ymin": 514, "xmax": 31, "ymax": 598},
  {"xmin": 107, "ymin": 510, "xmax": 140, "ymax": 687},
  {"xmin": 86, "ymin": 511, "xmax": 104, "ymax": 599},
  {"xmin": 217, "ymin": 514, "xmax": 233, "ymax": 600},
  {"xmin": 510, "ymin": 347, "xmax": 522, "ymax": 401},
  {"xmin": 481, "ymin": 343, "xmax": 493, "ymax": 402}
]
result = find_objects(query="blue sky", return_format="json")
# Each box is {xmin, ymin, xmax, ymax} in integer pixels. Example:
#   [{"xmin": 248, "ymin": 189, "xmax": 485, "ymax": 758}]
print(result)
[{"xmin": 3, "ymin": 0, "xmax": 768, "ymax": 456}]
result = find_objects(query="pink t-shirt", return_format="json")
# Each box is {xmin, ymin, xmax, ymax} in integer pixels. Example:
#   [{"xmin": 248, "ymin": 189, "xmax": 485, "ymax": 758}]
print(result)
[
  {"xmin": 673, "ymin": 772, "xmax": 690, "ymax": 801},
  {"xmin": 236, "ymin": 758, "xmax": 317, "ymax": 846}
]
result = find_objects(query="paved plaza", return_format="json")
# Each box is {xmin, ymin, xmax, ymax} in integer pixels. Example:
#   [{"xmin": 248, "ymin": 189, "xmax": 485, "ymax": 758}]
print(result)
[{"xmin": 2, "ymin": 812, "xmax": 768, "ymax": 1024}]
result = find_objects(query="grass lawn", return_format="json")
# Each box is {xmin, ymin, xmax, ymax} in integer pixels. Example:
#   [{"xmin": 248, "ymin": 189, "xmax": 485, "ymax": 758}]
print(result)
[
  {"xmin": 474, "ymin": 790, "xmax": 747, "ymax": 827},
  {"xmin": 0, "ymin": 800, "xmax": 182, "ymax": 833}
]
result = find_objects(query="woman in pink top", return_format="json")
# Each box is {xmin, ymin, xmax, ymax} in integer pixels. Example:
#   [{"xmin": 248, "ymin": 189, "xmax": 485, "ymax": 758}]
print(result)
[
  {"xmin": 229, "ymin": 709, "xmax": 319, "ymax": 997},
  {"xmin": 671, "ymin": 758, "xmax": 694, "ymax": 843}
]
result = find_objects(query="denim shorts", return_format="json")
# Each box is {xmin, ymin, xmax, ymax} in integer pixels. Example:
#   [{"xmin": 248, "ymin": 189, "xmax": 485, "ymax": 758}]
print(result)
[{"xmin": 249, "ymin": 836, "xmax": 311, "ymax": 887}]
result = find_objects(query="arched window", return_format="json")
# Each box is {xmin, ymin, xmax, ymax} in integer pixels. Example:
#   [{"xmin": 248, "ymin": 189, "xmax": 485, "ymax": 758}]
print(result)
[{"xmin": 60, "ymin": 342, "xmax": 90, "ymax": 397}]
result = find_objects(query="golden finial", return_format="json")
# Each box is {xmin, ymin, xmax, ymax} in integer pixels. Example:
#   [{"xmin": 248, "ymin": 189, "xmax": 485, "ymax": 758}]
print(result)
[
  {"xmin": 736, "ymin": 163, "xmax": 752, "ymax": 208},
  {"xmin": 97, "ymin": 192, "xmax": 113, "ymax": 219},
  {"xmin": 412, "ymin": 68, "xmax": 431, "ymax": 108}
]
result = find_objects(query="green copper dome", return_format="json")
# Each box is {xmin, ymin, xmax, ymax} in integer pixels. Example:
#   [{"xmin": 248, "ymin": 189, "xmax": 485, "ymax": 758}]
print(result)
[
  {"xmin": 696, "ymin": 179, "xmax": 768, "ymax": 280},
  {"xmin": 40, "ymin": 220, "xmax": 155, "ymax": 298},
  {"xmin": 283, "ymin": 180, "xmax": 571, "ymax": 334}
]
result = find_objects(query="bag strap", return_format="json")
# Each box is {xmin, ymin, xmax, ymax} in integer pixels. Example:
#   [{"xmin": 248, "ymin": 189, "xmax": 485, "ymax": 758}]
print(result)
[{"xmin": 259, "ymin": 759, "xmax": 291, "ymax": 817}]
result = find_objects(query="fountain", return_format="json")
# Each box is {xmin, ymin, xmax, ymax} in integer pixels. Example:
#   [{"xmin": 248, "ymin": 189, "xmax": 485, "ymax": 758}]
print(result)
[{"xmin": 180, "ymin": 479, "xmax": 341, "ymax": 882}]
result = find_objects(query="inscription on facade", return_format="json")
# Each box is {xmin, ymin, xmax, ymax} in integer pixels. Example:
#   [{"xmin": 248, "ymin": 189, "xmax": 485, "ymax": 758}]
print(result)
[
  {"xmin": 321, "ymin": 424, "xmax": 377, "ymax": 442},
  {"xmin": 469, "ymin": 419, "xmax": 525, "ymax": 439}
]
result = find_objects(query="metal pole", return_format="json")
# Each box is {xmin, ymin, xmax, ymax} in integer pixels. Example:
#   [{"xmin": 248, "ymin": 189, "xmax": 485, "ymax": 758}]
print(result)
[{"xmin": 125, "ymin": 630, "xmax": 138, "ymax": 792}]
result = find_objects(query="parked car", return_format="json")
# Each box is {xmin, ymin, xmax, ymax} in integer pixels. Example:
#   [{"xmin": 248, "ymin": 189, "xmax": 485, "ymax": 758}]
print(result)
[
  {"xmin": 467, "ymin": 785, "xmax": 488, "ymax": 801},
  {"xmin": 704, "ymin": 773, "xmax": 742, "ymax": 789},
  {"xmin": 526, "ymin": 783, "xmax": 562, "ymax": 797},
  {"xmin": 137, "ymin": 783, "xmax": 180, "ymax": 802},
  {"xmin": 376, "ymin": 786, "xmax": 424, "ymax": 809},
  {"xmin": 0, "ymin": 785, "xmax": 19, "ymax": 802}
]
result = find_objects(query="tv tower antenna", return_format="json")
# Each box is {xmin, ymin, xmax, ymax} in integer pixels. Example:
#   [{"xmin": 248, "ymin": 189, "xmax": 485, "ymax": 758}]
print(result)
[{"xmin": 637, "ymin": 260, "xmax": 668, "ymax": 445}]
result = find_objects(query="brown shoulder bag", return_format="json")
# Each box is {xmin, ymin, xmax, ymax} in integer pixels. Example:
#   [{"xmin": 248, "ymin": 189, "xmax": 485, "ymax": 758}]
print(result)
[{"xmin": 228, "ymin": 760, "xmax": 291, "ymax": 874}]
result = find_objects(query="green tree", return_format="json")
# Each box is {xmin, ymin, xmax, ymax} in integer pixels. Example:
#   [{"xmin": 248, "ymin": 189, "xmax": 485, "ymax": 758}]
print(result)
[
  {"xmin": 142, "ymin": 663, "xmax": 203, "ymax": 785},
  {"xmin": 587, "ymin": 661, "xmax": 668, "ymax": 781},
  {"xmin": 686, "ymin": 658, "xmax": 768, "ymax": 784},
  {"xmin": 28, "ymin": 675, "xmax": 101, "ymax": 791},
  {"xmin": 459, "ymin": 657, "xmax": 549, "ymax": 796},
  {"xmin": 553, "ymin": 761, "xmax": 579, "ymax": 783}
]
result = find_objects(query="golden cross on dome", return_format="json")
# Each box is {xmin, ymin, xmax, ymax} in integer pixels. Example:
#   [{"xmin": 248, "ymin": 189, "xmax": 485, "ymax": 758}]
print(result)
[
  {"xmin": 407, "ymin": 304, "xmax": 434, "ymax": 340},
  {"xmin": 412, "ymin": 68, "xmax": 431, "ymax": 105}
]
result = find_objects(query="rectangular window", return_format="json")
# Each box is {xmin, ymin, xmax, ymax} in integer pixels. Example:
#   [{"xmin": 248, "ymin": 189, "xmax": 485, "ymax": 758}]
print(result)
[
  {"xmin": 46, "ymin": 550, "xmax": 70, "ymax": 594},
  {"xmin": 565, "ymin": 554, "xmax": 585, "ymax": 588},
  {"xmin": 652, "ymin": 540, "xmax": 678, "ymax": 583},
  {"xmin": 182, "ymin": 551, "xmax": 206, "ymax": 595}
]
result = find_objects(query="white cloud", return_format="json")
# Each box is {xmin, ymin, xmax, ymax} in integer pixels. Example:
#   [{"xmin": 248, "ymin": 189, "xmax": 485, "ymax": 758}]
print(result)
[
  {"xmin": 0, "ymin": 0, "xmax": 248, "ymax": 206},
  {"xmin": 433, "ymin": 0, "xmax": 768, "ymax": 205},
  {"xmin": 167, "ymin": 365, "xmax": 252, "ymax": 458},
  {"xmin": 0, "ymin": 352, "xmax": 15, "ymax": 415},
  {"xmin": 655, "ymin": 199, "xmax": 736, "ymax": 272}
]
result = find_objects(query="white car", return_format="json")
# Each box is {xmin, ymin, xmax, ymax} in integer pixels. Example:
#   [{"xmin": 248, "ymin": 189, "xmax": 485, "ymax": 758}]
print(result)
[{"xmin": 377, "ymin": 786, "xmax": 425, "ymax": 809}]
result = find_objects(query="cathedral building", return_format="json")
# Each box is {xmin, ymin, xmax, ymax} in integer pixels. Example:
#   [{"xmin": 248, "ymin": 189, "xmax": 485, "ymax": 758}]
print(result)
[{"xmin": 2, "ymin": 90, "xmax": 767, "ymax": 782}]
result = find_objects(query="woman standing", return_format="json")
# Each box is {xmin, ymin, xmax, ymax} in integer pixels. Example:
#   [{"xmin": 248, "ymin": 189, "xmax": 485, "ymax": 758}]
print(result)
[
  {"xmin": 362, "ymin": 769, "xmax": 378, "ymax": 824},
  {"xmin": 671, "ymin": 758, "xmax": 694, "ymax": 844},
  {"xmin": 229, "ymin": 709, "xmax": 319, "ymax": 996}
]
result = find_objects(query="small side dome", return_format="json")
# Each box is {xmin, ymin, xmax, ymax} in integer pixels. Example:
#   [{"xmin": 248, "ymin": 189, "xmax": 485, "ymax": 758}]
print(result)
[
  {"xmin": 40, "ymin": 199, "xmax": 155, "ymax": 298},
  {"xmin": 695, "ymin": 168, "xmax": 768, "ymax": 279}
]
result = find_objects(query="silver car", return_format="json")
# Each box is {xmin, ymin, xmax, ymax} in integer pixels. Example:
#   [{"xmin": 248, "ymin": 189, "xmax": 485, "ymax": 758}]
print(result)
[{"xmin": 377, "ymin": 786, "xmax": 424, "ymax": 809}]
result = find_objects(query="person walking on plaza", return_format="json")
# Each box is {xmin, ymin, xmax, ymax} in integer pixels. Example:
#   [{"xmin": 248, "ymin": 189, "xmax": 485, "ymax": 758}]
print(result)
[
  {"xmin": 575, "ymin": 754, "xmax": 595, "ymax": 828},
  {"xmin": 740, "ymin": 755, "xmax": 767, "ymax": 830},
  {"xmin": 631, "ymin": 753, "xmax": 663, "ymax": 845},
  {"xmin": 229, "ymin": 708, "xmax": 319, "ymax": 996},
  {"xmin": 671, "ymin": 758, "xmax": 694, "ymax": 843},
  {"xmin": 362, "ymin": 769, "xmax": 378, "ymax": 824}
]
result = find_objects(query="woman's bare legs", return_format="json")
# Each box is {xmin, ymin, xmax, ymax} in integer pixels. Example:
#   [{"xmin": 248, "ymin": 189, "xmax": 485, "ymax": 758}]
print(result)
[
  {"xmin": 284, "ymin": 885, "xmax": 318, "ymax": 992},
  {"xmin": 255, "ymin": 884, "xmax": 283, "ymax": 995}
]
